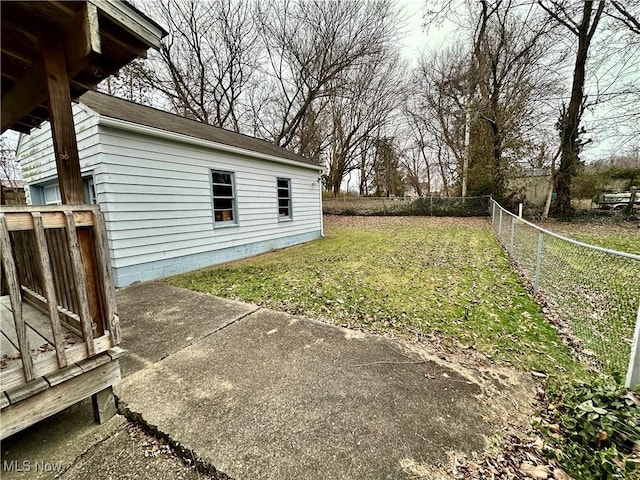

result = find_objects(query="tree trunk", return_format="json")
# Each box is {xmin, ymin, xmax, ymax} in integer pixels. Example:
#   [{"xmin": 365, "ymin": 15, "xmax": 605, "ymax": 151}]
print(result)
[{"xmin": 551, "ymin": 1, "xmax": 604, "ymax": 218}]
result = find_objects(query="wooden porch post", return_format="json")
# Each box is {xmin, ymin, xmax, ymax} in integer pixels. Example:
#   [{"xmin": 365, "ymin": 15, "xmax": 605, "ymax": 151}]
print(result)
[{"xmin": 39, "ymin": 28, "xmax": 104, "ymax": 338}]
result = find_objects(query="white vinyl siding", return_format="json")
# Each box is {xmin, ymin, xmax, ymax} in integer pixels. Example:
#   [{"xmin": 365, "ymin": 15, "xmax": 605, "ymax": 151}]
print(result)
[
  {"xmin": 95, "ymin": 126, "xmax": 321, "ymax": 270},
  {"xmin": 16, "ymin": 104, "xmax": 323, "ymax": 286},
  {"xmin": 17, "ymin": 104, "xmax": 102, "ymax": 204}
]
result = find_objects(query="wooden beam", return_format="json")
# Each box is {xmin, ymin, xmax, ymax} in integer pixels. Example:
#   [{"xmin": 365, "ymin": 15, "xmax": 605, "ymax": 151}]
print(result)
[
  {"xmin": 93, "ymin": 211, "xmax": 120, "ymax": 345},
  {"xmin": 0, "ymin": 216, "xmax": 35, "ymax": 382},
  {"xmin": 1, "ymin": 4, "xmax": 101, "ymax": 133},
  {"xmin": 91, "ymin": 0, "xmax": 165, "ymax": 49},
  {"xmin": 0, "ymin": 358, "xmax": 121, "ymax": 440},
  {"xmin": 0, "ymin": 60, "xmax": 45, "ymax": 133},
  {"xmin": 92, "ymin": 385, "xmax": 116, "ymax": 423},
  {"xmin": 64, "ymin": 2, "xmax": 102, "ymax": 73},
  {"xmin": 0, "ymin": 210, "xmax": 95, "ymax": 232},
  {"xmin": 40, "ymin": 27, "xmax": 85, "ymax": 204}
]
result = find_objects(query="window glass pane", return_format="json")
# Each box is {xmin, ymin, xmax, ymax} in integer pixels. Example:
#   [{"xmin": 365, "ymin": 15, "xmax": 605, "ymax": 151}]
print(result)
[
  {"xmin": 44, "ymin": 184, "xmax": 61, "ymax": 205},
  {"xmin": 215, "ymin": 210, "xmax": 234, "ymax": 222},
  {"xmin": 277, "ymin": 178, "xmax": 291, "ymax": 219},
  {"xmin": 213, "ymin": 184, "xmax": 233, "ymax": 197},
  {"xmin": 212, "ymin": 170, "xmax": 236, "ymax": 224},
  {"xmin": 215, "ymin": 198, "xmax": 233, "ymax": 210},
  {"xmin": 212, "ymin": 172, "xmax": 232, "ymax": 185}
]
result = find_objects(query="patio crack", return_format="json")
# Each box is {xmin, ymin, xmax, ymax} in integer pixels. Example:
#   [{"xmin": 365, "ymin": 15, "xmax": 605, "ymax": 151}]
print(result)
[{"xmin": 116, "ymin": 399, "xmax": 234, "ymax": 480}]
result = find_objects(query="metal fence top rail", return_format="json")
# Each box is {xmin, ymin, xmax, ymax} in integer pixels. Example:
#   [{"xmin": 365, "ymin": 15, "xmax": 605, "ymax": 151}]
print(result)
[{"xmin": 492, "ymin": 199, "xmax": 640, "ymax": 262}]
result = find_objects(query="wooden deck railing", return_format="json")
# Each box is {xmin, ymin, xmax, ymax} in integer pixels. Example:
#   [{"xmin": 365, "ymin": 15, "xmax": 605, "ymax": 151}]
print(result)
[{"xmin": 0, "ymin": 205, "xmax": 119, "ymax": 387}]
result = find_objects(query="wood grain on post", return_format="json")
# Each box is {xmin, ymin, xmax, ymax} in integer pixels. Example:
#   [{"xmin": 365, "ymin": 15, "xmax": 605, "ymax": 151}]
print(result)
[
  {"xmin": 31, "ymin": 212, "xmax": 67, "ymax": 369},
  {"xmin": 64, "ymin": 212, "xmax": 95, "ymax": 357},
  {"xmin": 0, "ymin": 215, "xmax": 34, "ymax": 382}
]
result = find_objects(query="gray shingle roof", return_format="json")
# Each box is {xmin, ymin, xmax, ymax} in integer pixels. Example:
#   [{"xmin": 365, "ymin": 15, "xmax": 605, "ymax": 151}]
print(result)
[{"xmin": 79, "ymin": 91, "xmax": 320, "ymax": 168}]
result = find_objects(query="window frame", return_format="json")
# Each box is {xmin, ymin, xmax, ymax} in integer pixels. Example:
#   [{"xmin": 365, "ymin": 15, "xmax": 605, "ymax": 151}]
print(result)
[
  {"xmin": 211, "ymin": 169, "xmax": 238, "ymax": 227},
  {"xmin": 36, "ymin": 174, "xmax": 97, "ymax": 206},
  {"xmin": 276, "ymin": 177, "xmax": 292, "ymax": 221},
  {"xmin": 43, "ymin": 183, "xmax": 62, "ymax": 205}
]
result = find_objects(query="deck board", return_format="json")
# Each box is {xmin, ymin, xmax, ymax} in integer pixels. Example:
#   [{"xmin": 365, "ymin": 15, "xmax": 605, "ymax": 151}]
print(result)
[{"xmin": 1, "ymin": 295, "xmax": 111, "ymax": 392}]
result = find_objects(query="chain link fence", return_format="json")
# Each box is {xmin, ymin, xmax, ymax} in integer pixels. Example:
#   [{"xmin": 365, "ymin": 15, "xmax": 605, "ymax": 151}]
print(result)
[
  {"xmin": 323, "ymin": 195, "xmax": 490, "ymax": 217},
  {"xmin": 490, "ymin": 199, "xmax": 640, "ymax": 386}
]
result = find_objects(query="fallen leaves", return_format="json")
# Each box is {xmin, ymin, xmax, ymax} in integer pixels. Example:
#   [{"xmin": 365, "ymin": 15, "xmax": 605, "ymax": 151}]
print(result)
[
  {"xmin": 520, "ymin": 462, "xmax": 549, "ymax": 479},
  {"xmin": 169, "ymin": 215, "xmax": 583, "ymax": 377},
  {"xmin": 440, "ymin": 434, "xmax": 575, "ymax": 480}
]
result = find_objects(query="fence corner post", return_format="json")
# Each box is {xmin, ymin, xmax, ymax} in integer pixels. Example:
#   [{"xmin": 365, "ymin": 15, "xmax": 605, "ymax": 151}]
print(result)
[{"xmin": 626, "ymin": 303, "xmax": 640, "ymax": 388}]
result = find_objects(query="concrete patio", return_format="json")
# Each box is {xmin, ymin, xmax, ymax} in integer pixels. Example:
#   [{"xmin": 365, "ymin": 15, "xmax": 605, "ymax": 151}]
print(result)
[{"xmin": 1, "ymin": 282, "xmax": 533, "ymax": 479}]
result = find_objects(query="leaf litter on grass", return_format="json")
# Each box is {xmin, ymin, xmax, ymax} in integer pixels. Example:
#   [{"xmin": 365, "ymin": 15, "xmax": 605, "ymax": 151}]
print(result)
[
  {"xmin": 167, "ymin": 215, "xmax": 598, "ymax": 477},
  {"xmin": 169, "ymin": 215, "xmax": 583, "ymax": 380}
]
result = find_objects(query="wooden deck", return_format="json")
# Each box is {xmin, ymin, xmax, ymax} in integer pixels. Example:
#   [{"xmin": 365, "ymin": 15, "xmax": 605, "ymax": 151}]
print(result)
[
  {"xmin": 0, "ymin": 296, "xmax": 112, "ymax": 392},
  {"xmin": 0, "ymin": 205, "xmax": 122, "ymax": 438}
]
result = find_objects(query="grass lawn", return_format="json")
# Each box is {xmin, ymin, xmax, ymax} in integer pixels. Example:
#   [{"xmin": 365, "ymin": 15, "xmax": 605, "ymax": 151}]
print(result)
[
  {"xmin": 540, "ymin": 219, "xmax": 640, "ymax": 255},
  {"xmin": 168, "ymin": 216, "xmax": 585, "ymax": 381}
]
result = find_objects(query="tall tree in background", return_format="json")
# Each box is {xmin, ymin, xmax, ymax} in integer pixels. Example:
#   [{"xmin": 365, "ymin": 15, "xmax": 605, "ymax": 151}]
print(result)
[
  {"xmin": 253, "ymin": 0, "xmax": 401, "ymax": 150},
  {"xmin": 372, "ymin": 137, "xmax": 405, "ymax": 197},
  {"xmin": 324, "ymin": 54, "xmax": 406, "ymax": 195},
  {"xmin": 144, "ymin": 0, "xmax": 259, "ymax": 131},
  {"xmin": 413, "ymin": 45, "xmax": 468, "ymax": 195},
  {"xmin": 538, "ymin": 1, "xmax": 606, "ymax": 216},
  {"xmin": 102, "ymin": 60, "xmax": 154, "ymax": 104},
  {"xmin": 468, "ymin": 0, "xmax": 552, "ymax": 199},
  {"xmin": 417, "ymin": 1, "xmax": 554, "ymax": 199},
  {"xmin": 538, "ymin": 0, "xmax": 640, "ymax": 216}
]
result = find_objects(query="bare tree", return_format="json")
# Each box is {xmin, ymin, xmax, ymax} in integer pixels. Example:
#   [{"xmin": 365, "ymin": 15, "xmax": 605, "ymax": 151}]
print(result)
[
  {"xmin": 468, "ymin": 0, "xmax": 555, "ymax": 199},
  {"xmin": 417, "ymin": 1, "xmax": 559, "ymax": 199},
  {"xmin": 253, "ymin": 0, "xmax": 402, "ymax": 150},
  {"xmin": 537, "ymin": 0, "xmax": 606, "ymax": 216},
  {"xmin": 143, "ymin": 0, "xmax": 259, "ymax": 131},
  {"xmin": 0, "ymin": 135, "xmax": 21, "ymax": 205},
  {"xmin": 371, "ymin": 137, "xmax": 405, "ymax": 197},
  {"xmin": 537, "ymin": 0, "xmax": 640, "ymax": 216},
  {"xmin": 324, "ymin": 54, "xmax": 407, "ymax": 196},
  {"xmin": 101, "ymin": 59, "xmax": 154, "ymax": 104}
]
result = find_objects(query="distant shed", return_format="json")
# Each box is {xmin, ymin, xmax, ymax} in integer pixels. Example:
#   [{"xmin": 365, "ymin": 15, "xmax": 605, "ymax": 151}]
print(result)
[{"xmin": 18, "ymin": 92, "xmax": 324, "ymax": 286}]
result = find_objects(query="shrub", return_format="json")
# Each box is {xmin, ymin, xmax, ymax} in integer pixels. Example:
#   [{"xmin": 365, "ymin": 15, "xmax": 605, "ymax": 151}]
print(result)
[{"xmin": 542, "ymin": 376, "xmax": 640, "ymax": 479}]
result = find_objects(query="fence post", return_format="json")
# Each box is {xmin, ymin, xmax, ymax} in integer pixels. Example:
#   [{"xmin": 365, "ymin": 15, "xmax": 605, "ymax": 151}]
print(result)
[
  {"xmin": 491, "ymin": 200, "xmax": 495, "ymax": 227},
  {"xmin": 509, "ymin": 216, "xmax": 515, "ymax": 254},
  {"xmin": 498, "ymin": 207, "xmax": 503, "ymax": 238},
  {"xmin": 626, "ymin": 303, "xmax": 640, "ymax": 388},
  {"xmin": 534, "ymin": 231, "xmax": 544, "ymax": 294}
]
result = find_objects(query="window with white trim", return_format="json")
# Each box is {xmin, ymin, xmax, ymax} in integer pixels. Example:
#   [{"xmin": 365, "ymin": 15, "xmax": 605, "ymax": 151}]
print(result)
[
  {"xmin": 277, "ymin": 177, "xmax": 292, "ymax": 220},
  {"xmin": 212, "ymin": 170, "xmax": 237, "ymax": 225}
]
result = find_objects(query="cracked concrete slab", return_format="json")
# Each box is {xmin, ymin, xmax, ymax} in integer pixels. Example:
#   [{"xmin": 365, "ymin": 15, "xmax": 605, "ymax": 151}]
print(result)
[
  {"xmin": 117, "ymin": 305, "xmax": 491, "ymax": 480},
  {"xmin": 1, "ymin": 283, "xmax": 532, "ymax": 480}
]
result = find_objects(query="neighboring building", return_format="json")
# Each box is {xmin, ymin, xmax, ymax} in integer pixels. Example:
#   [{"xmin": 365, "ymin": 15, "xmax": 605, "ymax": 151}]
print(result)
[
  {"xmin": 506, "ymin": 167, "xmax": 551, "ymax": 206},
  {"xmin": 17, "ymin": 91, "xmax": 324, "ymax": 287},
  {"xmin": 0, "ymin": 179, "xmax": 25, "ymax": 205}
]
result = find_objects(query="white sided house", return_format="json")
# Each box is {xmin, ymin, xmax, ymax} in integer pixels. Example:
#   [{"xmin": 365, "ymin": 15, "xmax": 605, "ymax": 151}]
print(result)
[{"xmin": 17, "ymin": 91, "xmax": 324, "ymax": 287}]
